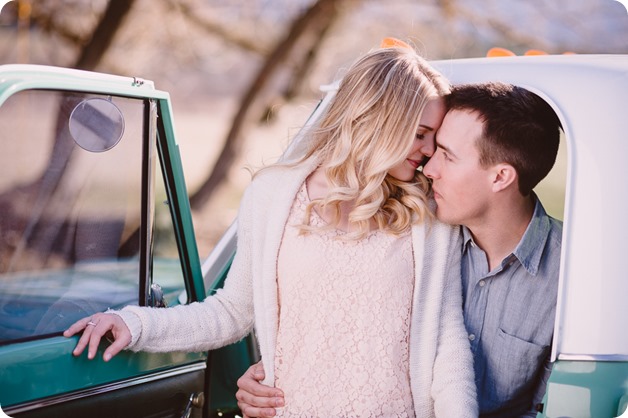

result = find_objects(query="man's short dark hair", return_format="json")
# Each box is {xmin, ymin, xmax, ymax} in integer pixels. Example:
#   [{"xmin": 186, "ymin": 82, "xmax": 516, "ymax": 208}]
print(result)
[{"xmin": 446, "ymin": 82, "xmax": 562, "ymax": 196}]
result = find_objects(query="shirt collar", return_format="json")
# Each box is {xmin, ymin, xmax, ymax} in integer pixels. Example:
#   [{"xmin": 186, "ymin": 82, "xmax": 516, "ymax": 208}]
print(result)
[
  {"xmin": 461, "ymin": 195, "xmax": 552, "ymax": 277},
  {"xmin": 512, "ymin": 195, "xmax": 551, "ymax": 276},
  {"xmin": 461, "ymin": 225, "xmax": 475, "ymax": 251}
]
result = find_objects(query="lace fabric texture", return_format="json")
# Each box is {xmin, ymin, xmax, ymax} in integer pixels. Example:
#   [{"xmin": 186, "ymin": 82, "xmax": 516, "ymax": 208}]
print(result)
[{"xmin": 274, "ymin": 183, "xmax": 416, "ymax": 417}]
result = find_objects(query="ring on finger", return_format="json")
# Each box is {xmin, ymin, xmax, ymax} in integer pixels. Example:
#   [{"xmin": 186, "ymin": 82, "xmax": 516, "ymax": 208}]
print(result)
[{"xmin": 87, "ymin": 320, "xmax": 98, "ymax": 327}]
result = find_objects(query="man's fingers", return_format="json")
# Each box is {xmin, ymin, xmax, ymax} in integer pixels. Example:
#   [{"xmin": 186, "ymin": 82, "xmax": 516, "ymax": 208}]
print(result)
[
  {"xmin": 237, "ymin": 376, "xmax": 282, "ymax": 397},
  {"xmin": 237, "ymin": 364, "xmax": 283, "ymax": 398},
  {"xmin": 235, "ymin": 362, "xmax": 283, "ymax": 417},
  {"xmin": 252, "ymin": 361, "xmax": 266, "ymax": 380},
  {"xmin": 236, "ymin": 389, "xmax": 284, "ymax": 408},
  {"xmin": 238, "ymin": 403, "xmax": 278, "ymax": 418}
]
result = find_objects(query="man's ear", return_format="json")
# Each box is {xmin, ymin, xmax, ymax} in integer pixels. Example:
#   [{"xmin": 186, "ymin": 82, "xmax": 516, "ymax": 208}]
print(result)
[{"xmin": 491, "ymin": 163, "xmax": 517, "ymax": 192}]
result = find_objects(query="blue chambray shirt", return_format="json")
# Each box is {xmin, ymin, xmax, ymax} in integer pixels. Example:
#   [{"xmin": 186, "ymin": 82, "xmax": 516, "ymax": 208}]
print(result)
[{"xmin": 461, "ymin": 197, "xmax": 562, "ymax": 417}]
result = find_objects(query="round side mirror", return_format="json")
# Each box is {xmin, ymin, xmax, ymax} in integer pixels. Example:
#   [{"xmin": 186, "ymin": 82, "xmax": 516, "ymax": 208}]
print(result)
[{"xmin": 69, "ymin": 98, "xmax": 125, "ymax": 152}]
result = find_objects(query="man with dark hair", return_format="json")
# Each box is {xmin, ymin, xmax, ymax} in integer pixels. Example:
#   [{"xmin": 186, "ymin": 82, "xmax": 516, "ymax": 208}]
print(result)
[
  {"xmin": 423, "ymin": 82, "xmax": 562, "ymax": 417},
  {"xmin": 234, "ymin": 82, "xmax": 563, "ymax": 418}
]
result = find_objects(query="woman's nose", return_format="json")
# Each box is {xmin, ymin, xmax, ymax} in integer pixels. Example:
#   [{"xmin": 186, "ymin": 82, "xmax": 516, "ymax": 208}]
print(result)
[{"xmin": 419, "ymin": 139, "xmax": 435, "ymax": 158}]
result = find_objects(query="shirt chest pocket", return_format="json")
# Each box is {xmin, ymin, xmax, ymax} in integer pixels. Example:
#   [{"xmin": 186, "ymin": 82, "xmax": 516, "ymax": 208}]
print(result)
[{"xmin": 489, "ymin": 328, "xmax": 550, "ymax": 406}]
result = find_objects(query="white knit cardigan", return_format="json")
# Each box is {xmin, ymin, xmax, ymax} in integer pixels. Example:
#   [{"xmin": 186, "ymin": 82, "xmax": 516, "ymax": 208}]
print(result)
[{"xmin": 116, "ymin": 158, "xmax": 478, "ymax": 417}]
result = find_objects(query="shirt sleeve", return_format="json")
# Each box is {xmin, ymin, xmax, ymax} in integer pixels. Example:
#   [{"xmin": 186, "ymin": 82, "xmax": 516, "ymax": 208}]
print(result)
[{"xmin": 521, "ymin": 351, "xmax": 553, "ymax": 417}]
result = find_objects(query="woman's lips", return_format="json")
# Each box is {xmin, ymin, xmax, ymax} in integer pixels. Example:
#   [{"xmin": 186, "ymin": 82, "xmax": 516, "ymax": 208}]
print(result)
[{"xmin": 410, "ymin": 156, "xmax": 430, "ymax": 172}]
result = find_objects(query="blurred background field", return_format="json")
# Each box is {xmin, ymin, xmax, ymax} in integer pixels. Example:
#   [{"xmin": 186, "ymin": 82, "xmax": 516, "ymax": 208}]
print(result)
[{"xmin": 1, "ymin": 0, "xmax": 626, "ymax": 257}]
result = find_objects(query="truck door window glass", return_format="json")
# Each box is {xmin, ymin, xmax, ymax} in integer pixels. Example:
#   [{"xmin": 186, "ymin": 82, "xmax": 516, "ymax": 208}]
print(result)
[{"xmin": 0, "ymin": 90, "xmax": 144, "ymax": 343}]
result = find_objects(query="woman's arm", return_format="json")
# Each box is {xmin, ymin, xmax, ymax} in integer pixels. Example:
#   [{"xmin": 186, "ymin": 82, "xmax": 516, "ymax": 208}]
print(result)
[{"xmin": 65, "ymin": 185, "xmax": 258, "ymax": 358}]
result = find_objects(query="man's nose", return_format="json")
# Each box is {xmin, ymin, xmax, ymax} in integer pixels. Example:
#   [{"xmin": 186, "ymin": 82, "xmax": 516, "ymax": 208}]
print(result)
[{"xmin": 423, "ymin": 158, "xmax": 436, "ymax": 178}]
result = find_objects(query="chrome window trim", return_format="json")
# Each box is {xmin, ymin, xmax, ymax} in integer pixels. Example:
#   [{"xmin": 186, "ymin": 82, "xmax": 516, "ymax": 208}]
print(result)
[
  {"xmin": 5, "ymin": 361, "xmax": 206, "ymax": 415},
  {"xmin": 201, "ymin": 221, "xmax": 237, "ymax": 293},
  {"xmin": 142, "ymin": 99, "xmax": 158, "ymax": 306},
  {"xmin": 557, "ymin": 353, "xmax": 628, "ymax": 362}
]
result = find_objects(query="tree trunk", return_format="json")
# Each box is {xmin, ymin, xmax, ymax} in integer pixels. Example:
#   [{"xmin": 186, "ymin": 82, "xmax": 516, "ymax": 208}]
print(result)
[
  {"xmin": 74, "ymin": 0, "xmax": 136, "ymax": 70},
  {"xmin": 261, "ymin": 6, "xmax": 340, "ymax": 123},
  {"xmin": 189, "ymin": 0, "xmax": 342, "ymax": 209}
]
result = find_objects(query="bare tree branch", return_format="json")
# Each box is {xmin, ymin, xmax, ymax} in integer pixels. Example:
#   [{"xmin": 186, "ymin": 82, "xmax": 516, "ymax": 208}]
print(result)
[
  {"xmin": 189, "ymin": 0, "xmax": 343, "ymax": 209},
  {"xmin": 167, "ymin": 0, "xmax": 270, "ymax": 55},
  {"xmin": 73, "ymin": 0, "xmax": 137, "ymax": 70},
  {"xmin": 261, "ymin": 4, "xmax": 342, "ymax": 122},
  {"xmin": 29, "ymin": 5, "xmax": 85, "ymax": 45}
]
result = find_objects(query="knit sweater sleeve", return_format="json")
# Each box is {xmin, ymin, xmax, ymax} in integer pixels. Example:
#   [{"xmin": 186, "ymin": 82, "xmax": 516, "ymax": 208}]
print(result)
[
  {"xmin": 112, "ymin": 183, "xmax": 258, "ymax": 353},
  {"xmin": 431, "ymin": 224, "xmax": 478, "ymax": 417}
]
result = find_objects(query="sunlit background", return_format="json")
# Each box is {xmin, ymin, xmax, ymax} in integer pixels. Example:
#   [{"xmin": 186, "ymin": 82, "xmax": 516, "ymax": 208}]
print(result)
[{"xmin": 1, "ymin": 0, "xmax": 627, "ymax": 256}]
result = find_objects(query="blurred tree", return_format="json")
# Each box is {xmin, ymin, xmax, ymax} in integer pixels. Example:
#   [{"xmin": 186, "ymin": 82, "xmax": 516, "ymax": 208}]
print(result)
[
  {"xmin": 37, "ymin": 0, "xmax": 137, "ymax": 202},
  {"xmin": 188, "ymin": 0, "xmax": 350, "ymax": 209},
  {"xmin": 73, "ymin": 0, "xmax": 136, "ymax": 70},
  {"xmin": 168, "ymin": 0, "xmax": 269, "ymax": 55},
  {"xmin": 19, "ymin": 0, "xmax": 351, "ymax": 210},
  {"xmin": 0, "ymin": 0, "xmax": 139, "ymax": 269},
  {"xmin": 28, "ymin": 0, "xmax": 135, "ymax": 68},
  {"xmin": 2, "ymin": 0, "xmax": 626, "ymax": 253}
]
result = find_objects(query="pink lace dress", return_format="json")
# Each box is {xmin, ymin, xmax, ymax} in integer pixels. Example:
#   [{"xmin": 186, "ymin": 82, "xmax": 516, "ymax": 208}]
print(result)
[{"xmin": 274, "ymin": 183, "xmax": 416, "ymax": 417}]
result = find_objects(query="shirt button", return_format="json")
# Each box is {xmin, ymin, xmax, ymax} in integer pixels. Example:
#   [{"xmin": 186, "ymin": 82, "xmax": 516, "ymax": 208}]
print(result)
[
  {"xmin": 468, "ymin": 334, "xmax": 476, "ymax": 341},
  {"xmin": 479, "ymin": 280, "xmax": 486, "ymax": 287}
]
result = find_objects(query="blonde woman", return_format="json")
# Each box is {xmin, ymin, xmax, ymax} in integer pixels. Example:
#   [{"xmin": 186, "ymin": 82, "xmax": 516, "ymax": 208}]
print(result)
[{"xmin": 65, "ymin": 46, "xmax": 477, "ymax": 417}]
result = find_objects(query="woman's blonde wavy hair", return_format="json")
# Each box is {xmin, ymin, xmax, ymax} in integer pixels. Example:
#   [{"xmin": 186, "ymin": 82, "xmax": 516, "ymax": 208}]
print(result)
[{"xmin": 269, "ymin": 46, "xmax": 449, "ymax": 239}]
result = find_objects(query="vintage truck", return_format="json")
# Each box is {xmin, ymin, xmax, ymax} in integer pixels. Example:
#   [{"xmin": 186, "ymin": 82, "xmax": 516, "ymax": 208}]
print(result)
[{"xmin": 0, "ymin": 54, "xmax": 626, "ymax": 417}]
